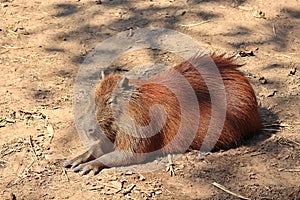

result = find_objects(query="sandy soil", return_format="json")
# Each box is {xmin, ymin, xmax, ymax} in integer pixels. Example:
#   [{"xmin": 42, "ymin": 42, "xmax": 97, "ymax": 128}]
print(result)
[{"xmin": 0, "ymin": 0, "xmax": 299, "ymax": 199}]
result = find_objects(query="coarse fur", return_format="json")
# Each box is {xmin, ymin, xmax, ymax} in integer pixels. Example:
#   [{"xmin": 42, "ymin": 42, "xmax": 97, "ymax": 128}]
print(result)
[{"xmin": 64, "ymin": 53, "xmax": 261, "ymax": 175}]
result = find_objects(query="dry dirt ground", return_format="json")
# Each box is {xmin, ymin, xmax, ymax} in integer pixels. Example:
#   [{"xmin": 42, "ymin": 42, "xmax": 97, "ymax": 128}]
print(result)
[{"xmin": 0, "ymin": 0, "xmax": 300, "ymax": 199}]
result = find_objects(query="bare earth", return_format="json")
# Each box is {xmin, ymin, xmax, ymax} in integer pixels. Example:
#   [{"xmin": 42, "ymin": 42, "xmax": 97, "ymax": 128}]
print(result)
[{"xmin": 0, "ymin": 0, "xmax": 299, "ymax": 199}]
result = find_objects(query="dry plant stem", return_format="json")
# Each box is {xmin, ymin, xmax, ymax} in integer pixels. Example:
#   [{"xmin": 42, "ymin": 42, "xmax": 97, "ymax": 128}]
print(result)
[
  {"xmin": 46, "ymin": 124, "xmax": 54, "ymax": 144},
  {"xmin": 212, "ymin": 182, "xmax": 251, "ymax": 200},
  {"xmin": 285, "ymin": 169, "xmax": 300, "ymax": 172},
  {"xmin": 166, "ymin": 154, "xmax": 176, "ymax": 176},
  {"xmin": 88, "ymin": 186, "xmax": 104, "ymax": 191},
  {"xmin": 63, "ymin": 169, "xmax": 70, "ymax": 182},
  {"xmin": 29, "ymin": 135, "xmax": 38, "ymax": 159},
  {"xmin": 123, "ymin": 184, "xmax": 136, "ymax": 195},
  {"xmin": 22, "ymin": 160, "xmax": 35, "ymax": 175},
  {"xmin": 285, "ymin": 138, "xmax": 300, "ymax": 146},
  {"xmin": 0, "ymin": 50, "xmax": 9, "ymax": 54},
  {"xmin": 261, "ymin": 128, "xmax": 279, "ymax": 131},
  {"xmin": 179, "ymin": 20, "xmax": 210, "ymax": 27},
  {"xmin": 1, "ymin": 45, "xmax": 23, "ymax": 49},
  {"xmin": 272, "ymin": 24, "xmax": 277, "ymax": 36},
  {"xmin": 261, "ymin": 123, "xmax": 289, "ymax": 127},
  {"xmin": 14, "ymin": 160, "xmax": 35, "ymax": 185}
]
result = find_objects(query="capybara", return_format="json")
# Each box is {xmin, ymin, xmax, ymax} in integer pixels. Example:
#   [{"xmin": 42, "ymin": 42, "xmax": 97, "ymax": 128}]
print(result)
[{"xmin": 64, "ymin": 53, "xmax": 261, "ymax": 175}]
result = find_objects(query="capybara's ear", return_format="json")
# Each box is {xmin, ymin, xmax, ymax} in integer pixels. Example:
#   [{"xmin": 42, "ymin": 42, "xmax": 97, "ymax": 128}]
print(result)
[
  {"xmin": 118, "ymin": 77, "xmax": 129, "ymax": 88},
  {"xmin": 100, "ymin": 70, "xmax": 105, "ymax": 79}
]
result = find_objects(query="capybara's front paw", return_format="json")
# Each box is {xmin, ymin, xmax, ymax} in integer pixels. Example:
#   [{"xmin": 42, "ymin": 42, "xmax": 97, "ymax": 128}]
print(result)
[
  {"xmin": 72, "ymin": 160, "xmax": 104, "ymax": 175},
  {"xmin": 63, "ymin": 151, "xmax": 94, "ymax": 169}
]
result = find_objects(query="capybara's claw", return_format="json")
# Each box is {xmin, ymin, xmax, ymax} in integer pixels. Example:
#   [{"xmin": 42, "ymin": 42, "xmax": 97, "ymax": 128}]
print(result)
[
  {"xmin": 70, "ymin": 159, "xmax": 83, "ymax": 169},
  {"xmin": 63, "ymin": 150, "xmax": 96, "ymax": 169},
  {"xmin": 63, "ymin": 158, "xmax": 83, "ymax": 169},
  {"xmin": 72, "ymin": 164, "xmax": 85, "ymax": 173},
  {"xmin": 63, "ymin": 160, "xmax": 72, "ymax": 168}
]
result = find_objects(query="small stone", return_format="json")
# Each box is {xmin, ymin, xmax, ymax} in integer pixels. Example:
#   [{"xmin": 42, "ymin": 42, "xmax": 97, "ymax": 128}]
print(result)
[
  {"xmin": 10, "ymin": 193, "xmax": 17, "ymax": 200},
  {"xmin": 289, "ymin": 67, "xmax": 297, "ymax": 76},
  {"xmin": 175, "ymin": 9, "xmax": 187, "ymax": 16},
  {"xmin": 254, "ymin": 10, "xmax": 266, "ymax": 19},
  {"xmin": 138, "ymin": 174, "xmax": 145, "ymax": 181},
  {"xmin": 58, "ymin": 36, "xmax": 67, "ymax": 41},
  {"xmin": 239, "ymin": 50, "xmax": 255, "ymax": 57},
  {"xmin": 110, "ymin": 181, "xmax": 122, "ymax": 191},
  {"xmin": 125, "ymin": 171, "xmax": 133, "ymax": 175},
  {"xmin": 120, "ymin": 178, "xmax": 128, "ymax": 183},
  {"xmin": 155, "ymin": 190, "xmax": 162, "ymax": 195},
  {"xmin": 259, "ymin": 88, "xmax": 277, "ymax": 97},
  {"xmin": 1, "ymin": 3, "xmax": 8, "ymax": 7},
  {"xmin": 245, "ymin": 45, "xmax": 259, "ymax": 51},
  {"xmin": 259, "ymin": 77, "xmax": 267, "ymax": 84},
  {"xmin": 198, "ymin": 152, "xmax": 210, "ymax": 160}
]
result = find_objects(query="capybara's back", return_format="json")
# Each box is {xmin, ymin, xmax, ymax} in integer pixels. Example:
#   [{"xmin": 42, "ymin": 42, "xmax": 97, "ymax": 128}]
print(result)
[{"xmin": 95, "ymin": 53, "xmax": 261, "ymax": 153}]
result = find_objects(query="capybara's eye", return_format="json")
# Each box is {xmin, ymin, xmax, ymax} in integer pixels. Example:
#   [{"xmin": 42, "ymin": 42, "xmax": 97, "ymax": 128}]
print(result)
[{"xmin": 108, "ymin": 98, "xmax": 113, "ymax": 104}]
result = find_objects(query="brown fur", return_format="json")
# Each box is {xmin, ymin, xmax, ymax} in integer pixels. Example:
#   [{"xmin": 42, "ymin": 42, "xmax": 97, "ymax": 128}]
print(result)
[
  {"xmin": 95, "ymin": 53, "xmax": 260, "ymax": 153},
  {"xmin": 64, "ymin": 53, "xmax": 261, "ymax": 174}
]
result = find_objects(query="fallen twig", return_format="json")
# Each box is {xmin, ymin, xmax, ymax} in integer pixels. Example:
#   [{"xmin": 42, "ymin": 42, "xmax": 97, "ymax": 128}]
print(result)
[
  {"xmin": 1, "ymin": 45, "xmax": 23, "ymax": 49},
  {"xmin": 277, "ymin": 137, "xmax": 300, "ymax": 146},
  {"xmin": 250, "ymin": 152, "xmax": 265, "ymax": 157},
  {"xmin": 262, "ymin": 122, "xmax": 290, "ymax": 128},
  {"xmin": 63, "ymin": 169, "xmax": 70, "ymax": 182},
  {"xmin": 179, "ymin": 20, "xmax": 210, "ymax": 27},
  {"xmin": 212, "ymin": 182, "xmax": 251, "ymax": 200},
  {"xmin": 272, "ymin": 24, "xmax": 276, "ymax": 37},
  {"xmin": 166, "ymin": 154, "xmax": 176, "ymax": 176},
  {"xmin": 0, "ymin": 50, "xmax": 9, "ymax": 55},
  {"xmin": 285, "ymin": 138, "xmax": 300, "ymax": 146},
  {"xmin": 285, "ymin": 169, "xmax": 300, "ymax": 172},
  {"xmin": 123, "ymin": 184, "xmax": 136, "ymax": 195},
  {"xmin": 46, "ymin": 124, "xmax": 54, "ymax": 143},
  {"xmin": 24, "ymin": 160, "xmax": 35, "ymax": 172},
  {"xmin": 18, "ymin": 159, "xmax": 35, "ymax": 180},
  {"xmin": 88, "ymin": 186, "xmax": 104, "ymax": 191},
  {"xmin": 261, "ymin": 128, "xmax": 279, "ymax": 132},
  {"xmin": 29, "ymin": 135, "xmax": 38, "ymax": 159}
]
